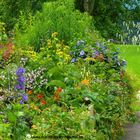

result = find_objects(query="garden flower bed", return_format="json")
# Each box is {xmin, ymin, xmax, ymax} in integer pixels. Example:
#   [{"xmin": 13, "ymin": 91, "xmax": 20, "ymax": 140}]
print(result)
[
  {"xmin": 0, "ymin": 34, "xmax": 134, "ymax": 140},
  {"xmin": 0, "ymin": 0, "xmax": 135, "ymax": 139}
]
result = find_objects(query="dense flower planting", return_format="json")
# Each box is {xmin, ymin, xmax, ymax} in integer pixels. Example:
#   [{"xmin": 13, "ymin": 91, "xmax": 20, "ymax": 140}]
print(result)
[
  {"xmin": 0, "ymin": 1, "xmax": 134, "ymax": 139},
  {"xmin": 0, "ymin": 33, "xmax": 134, "ymax": 140}
]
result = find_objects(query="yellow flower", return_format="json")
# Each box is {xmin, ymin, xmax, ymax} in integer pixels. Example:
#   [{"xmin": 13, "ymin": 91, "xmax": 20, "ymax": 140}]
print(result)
[
  {"xmin": 47, "ymin": 39, "xmax": 52, "ymax": 47},
  {"xmin": 56, "ymin": 50, "xmax": 63, "ymax": 57},
  {"xmin": 81, "ymin": 79, "xmax": 90, "ymax": 85},
  {"xmin": 51, "ymin": 32, "xmax": 58, "ymax": 38},
  {"xmin": 85, "ymin": 57, "xmax": 95, "ymax": 61},
  {"xmin": 32, "ymin": 125, "xmax": 38, "ymax": 129}
]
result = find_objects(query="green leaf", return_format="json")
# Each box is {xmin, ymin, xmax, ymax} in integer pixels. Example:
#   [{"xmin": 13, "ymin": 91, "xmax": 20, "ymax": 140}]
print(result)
[
  {"xmin": 17, "ymin": 111, "xmax": 24, "ymax": 117},
  {"xmin": 7, "ymin": 112, "xmax": 17, "ymax": 123},
  {"xmin": 47, "ymin": 80, "xmax": 66, "ymax": 88},
  {"xmin": 13, "ymin": 103, "xmax": 22, "ymax": 110},
  {"xmin": 47, "ymin": 67, "xmax": 61, "ymax": 77}
]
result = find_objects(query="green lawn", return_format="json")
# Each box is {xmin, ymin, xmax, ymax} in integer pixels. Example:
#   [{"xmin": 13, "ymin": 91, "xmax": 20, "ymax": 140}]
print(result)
[
  {"xmin": 117, "ymin": 45, "xmax": 140, "ymax": 86},
  {"xmin": 117, "ymin": 45, "xmax": 140, "ymax": 111}
]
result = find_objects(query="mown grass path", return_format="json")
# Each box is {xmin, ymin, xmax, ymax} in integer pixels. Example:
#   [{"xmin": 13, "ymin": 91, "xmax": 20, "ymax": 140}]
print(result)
[
  {"xmin": 119, "ymin": 45, "xmax": 140, "ymax": 85},
  {"xmin": 118, "ymin": 45, "xmax": 140, "ymax": 140}
]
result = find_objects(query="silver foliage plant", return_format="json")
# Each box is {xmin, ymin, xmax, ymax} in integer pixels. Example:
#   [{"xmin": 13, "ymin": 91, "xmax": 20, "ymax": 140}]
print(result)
[
  {"xmin": 25, "ymin": 67, "xmax": 48, "ymax": 90},
  {"xmin": 116, "ymin": 21, "xmax": 140, "ymax": 45}
]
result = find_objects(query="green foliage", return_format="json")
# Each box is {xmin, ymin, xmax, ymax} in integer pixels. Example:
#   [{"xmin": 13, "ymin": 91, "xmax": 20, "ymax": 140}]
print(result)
[
  {"xmin": 75, "ymin": 0, "xmax": 140, "ymax": 40},
  {"xmin": 118, "ymin": 45, "xmax": 140, "ymax": 87},
  {"xmin": 0, "ymin": 22, "xmax": 8, "ymax": 43},
  {"xmin": 0, "ymin": 92, "xmax": 30, "ymax": 140},
  {"xmin": 0, "ymin": 0, "xmax": 136, "ymax": 139},
  {"xmin": 116, "ymin": 21, "xmax": 140, "ymax": 45},
  {"xmin": 15, "ymin": 0, "xmax": 100, "ymax": 51},
  {"xmin": 0, "ymin": 0, "xmax": 47, "ymax": 31},
  {"xmin": 0, "ymin": 35, "xmax": 134, "ymax": 139}
]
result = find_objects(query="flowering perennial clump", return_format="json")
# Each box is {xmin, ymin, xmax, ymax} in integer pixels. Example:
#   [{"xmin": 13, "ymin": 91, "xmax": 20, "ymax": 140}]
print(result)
[
  {"xmin": 26, "ymin": 67, "xmax": 48, "ymax": 90},
  {"xmin": 15, "ymin": 68, "xmax": 25, "ymax": 90},
  {"xmin": 19, "ymin": 94, "xmax": 28, "ymax": 104},
  {"xmin": 54, "ymin": 87, "xmax": 62, "ymax": 101},
  {"xmin": 15, "ymin": 67, "xmax": 28, "ymax": 104},
  {"xmin": 70, "ymin": 40, "xmax": 127, "ymax": 71}
]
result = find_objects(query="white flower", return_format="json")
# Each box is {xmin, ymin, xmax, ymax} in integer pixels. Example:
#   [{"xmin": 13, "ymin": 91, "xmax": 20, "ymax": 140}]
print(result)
[{"xmin": 26, "ymin": 134, "xmax": 31, "ymax": 139}]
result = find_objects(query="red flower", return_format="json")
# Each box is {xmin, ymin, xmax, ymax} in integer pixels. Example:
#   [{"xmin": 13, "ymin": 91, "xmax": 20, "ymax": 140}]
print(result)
[
  {"xmin": 53, "ymin": 88, "xmax": 62, "ymax": 101},
  {"xmin": 37, "ymin": 94, "xmax": 43, "ymax": 99},
  {"xmin": 56, "ymin": 87, "xmax": 62, "ymax": 94},
  {"xmin": 40, "ymin": 100, "xmax": 46, "ymax": 105}
]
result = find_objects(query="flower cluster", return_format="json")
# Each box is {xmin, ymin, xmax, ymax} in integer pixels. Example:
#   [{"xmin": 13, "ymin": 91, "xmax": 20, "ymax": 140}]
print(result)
[
  {"xmin": 20, "ymin": 57, "xmax": 28, "ymax": 66},
  {"xmin": 14, "ymin": 67, "xmax": 28, "ymax": 104},
  {"xmin": 70, "ymin": 40, "xmax": 127, "ymax": 70},
  {"xmin": 20, "ymin": 94, "xmax": 28, "ymax": 104},
  {"xmin": 26, "ymin": 67, "xmax": 48, "ymax": 90},
  {"xmin": 36, "ymin": 93, "xmax": 46, "ymax": 105},
  {"xmin": 54, "ymin": 87, "xmax": 62, "ymax": 101},
  {"xmin": 15, "ymin": 68, "xmax": 25, "ymax": 90},
  {"xmin": 70, "ymin": 40, "xmax": 86, "ymax": 63},
  {"xmin": 2, "ymin": 42, "xmax": 14, "ymax": 61},
  {"xmin": 81, "ymin": 79, "xmax": 90, "ymax": 86}
]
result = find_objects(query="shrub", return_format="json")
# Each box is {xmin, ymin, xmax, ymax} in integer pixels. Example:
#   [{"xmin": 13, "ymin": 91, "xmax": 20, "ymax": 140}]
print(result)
[
  {"xmin": 116, "ymin": 21, "xmax": 140, "ymax": 45},
  {"xmin": 15, "ymin": 0, "xmax": 101, "ymax": 51},
  {"xmin": 0, "ymin": 0, "xmax": 48, "ymax": 31}
]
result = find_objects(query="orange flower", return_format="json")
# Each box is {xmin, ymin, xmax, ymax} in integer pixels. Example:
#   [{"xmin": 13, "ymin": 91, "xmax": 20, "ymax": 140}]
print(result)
[
  {"xmin": 37, "ymin": 94, "xmax": 43, "ymax": 99},
  {"xmin": 56, "ymin": 87, "xmax": 62, "ymax": 93},
  {"xmin": 54, "ymin": 94, "xmax": 60, "ymax": 101},
  {"xmin": 81, "ymin": 79, "xmax": 89, "ymax": 85},
  {"xmin": 40, "ymin": 100, "xmax": 46, "ymax": 105},
  {"xmin": 53, "ymin": 87, "xmax": 62, "ymax": 101},
  {"xmin": 28, "ymin": 90, "xmax": 33, "ymax": 94}
]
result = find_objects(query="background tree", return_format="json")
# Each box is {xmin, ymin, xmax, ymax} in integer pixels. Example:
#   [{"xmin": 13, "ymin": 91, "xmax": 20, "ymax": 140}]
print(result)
[
  {"xmin": 0, "ymin": 0, "xmax": 47, "ymax": 31},
  {"xmin": 75, "ymin": 0, "xmax": 140, "ymax": 40}
]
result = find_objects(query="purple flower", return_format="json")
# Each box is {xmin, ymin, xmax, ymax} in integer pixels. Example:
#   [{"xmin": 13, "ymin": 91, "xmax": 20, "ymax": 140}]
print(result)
[
  {"xmin": 121, "ymin": 60, "xmax": 127, "ymax": 67},
  {"xmin": 15, "ymin": 84, "xmax": 24, "ymax": 90},
  {"xmin": 92, "ymin": 50, "xmax": 99, "ymax": 58},
  {"xmin": 95, "ymin": 51, "xmax": 99, "ymax": 56},
  {"xmin": 18, "ymin": 76, "xmax": 26, "ymax": 83},
  {"xmin": 79, "ymin": 50, "xmax": 85, "ymax": 56},
  {"xmin": 77, "ymin": 40, "xmax": 85, "ymax": 46},
  {"xmin": 15, "ymin": 67, "xmax": 25, "ymax": 91},
  {"xmin": 20, "ymin": 100, "xmax": 24, "ymax": 105},
  {"xmin": 16, "ymin": 68, "xmax": 25, "ymax": 76},
  {"xmin": 22, "ymin": 94, "xmax": 28, "ymax": 102},
  {"xmin": 71, "ymin": 58, "xmax": 77, "ymax": 63}
]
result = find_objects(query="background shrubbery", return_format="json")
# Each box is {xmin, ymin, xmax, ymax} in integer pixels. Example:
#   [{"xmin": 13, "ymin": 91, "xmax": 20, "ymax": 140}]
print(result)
[{"xmin": 15, "ymin": 0, "xmax": 101, "ymax": 51}]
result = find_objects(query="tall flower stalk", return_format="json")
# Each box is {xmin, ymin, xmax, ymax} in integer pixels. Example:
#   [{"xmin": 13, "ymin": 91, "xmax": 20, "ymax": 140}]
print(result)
[{"xmin": 15, "ymin": 67, "xmax": 28, "ymax": 104}]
